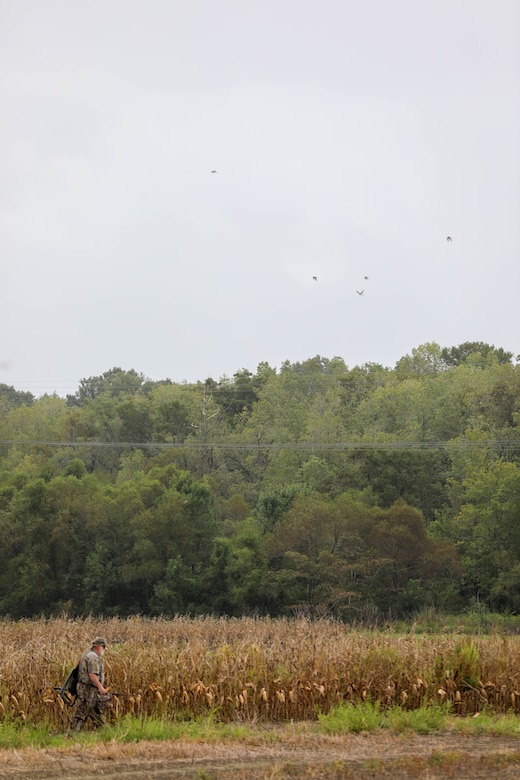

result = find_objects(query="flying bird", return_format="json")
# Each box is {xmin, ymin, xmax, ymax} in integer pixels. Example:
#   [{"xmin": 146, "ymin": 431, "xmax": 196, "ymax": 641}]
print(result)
[
  {"xmin": 356, "ymin": 290, "xmax": 364, "ymax": 296},
  {"xmin": 312, "ymin": 276, "xmax": 318, "ymax": 281},
  {"xmin": 446, "ymin": 236, "xmax": 452, "ymax": 242},
  {"xmin": 211, "ymin": 170, "xmax": 218, "ymax": 174},
  {"xmin": 364, "ymin": 275, "xmax": 369, "ymax": 280}
]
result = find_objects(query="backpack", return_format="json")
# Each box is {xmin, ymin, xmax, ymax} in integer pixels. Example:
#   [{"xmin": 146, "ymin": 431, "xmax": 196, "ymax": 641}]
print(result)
[{"xmin": 60, "ymin": 664, "xmax": 79, "ymax": 705}]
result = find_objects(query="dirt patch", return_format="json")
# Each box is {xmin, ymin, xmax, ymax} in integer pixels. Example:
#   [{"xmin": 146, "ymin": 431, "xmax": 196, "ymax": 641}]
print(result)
[{"xmin": 1, "ymin": 731, "xmax": 520, "ymax": 779}]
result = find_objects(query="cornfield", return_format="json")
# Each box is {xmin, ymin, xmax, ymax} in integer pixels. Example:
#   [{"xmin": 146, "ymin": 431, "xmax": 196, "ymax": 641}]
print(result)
[{"xmin": 1, "ymin": 616, "xmax": 520, "ymax": 729}]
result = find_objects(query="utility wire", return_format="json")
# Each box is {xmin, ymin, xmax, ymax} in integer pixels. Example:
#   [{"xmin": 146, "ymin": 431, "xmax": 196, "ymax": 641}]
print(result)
[{"xmin": 1, "ymin": 439, "xmax": 519, "ymax": 451}]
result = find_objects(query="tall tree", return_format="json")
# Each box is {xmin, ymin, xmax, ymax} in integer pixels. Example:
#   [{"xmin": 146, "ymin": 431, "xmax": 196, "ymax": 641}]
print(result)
[
  {"xmin": 440, "ymin": 342, "xmax": 514, "ymax": 368},
  {"xmin": 66, "ymin": 367, "xmax": 148, "ymax": 406}
]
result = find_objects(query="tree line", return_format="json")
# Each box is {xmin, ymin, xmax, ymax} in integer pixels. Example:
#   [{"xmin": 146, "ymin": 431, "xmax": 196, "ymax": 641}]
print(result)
[{"xmin": 0, "ymin": 341, "xmax": 519, "ymax": 619}]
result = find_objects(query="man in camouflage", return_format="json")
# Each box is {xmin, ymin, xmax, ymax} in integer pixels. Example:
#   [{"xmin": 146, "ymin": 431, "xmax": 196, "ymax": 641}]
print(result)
[{"xmin": 69, "ymin": 637, "xmax": 109, "ymax": 732}]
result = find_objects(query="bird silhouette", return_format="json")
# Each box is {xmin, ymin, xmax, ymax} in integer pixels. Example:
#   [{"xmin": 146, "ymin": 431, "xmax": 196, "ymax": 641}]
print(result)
[
  {"xmin": 312, "ymin": 276, "xmax": 318, "ymax": 281},
  {"xmin": 356, "ymin": 290, "xmax": 364, "ymax": 296},
  {"xmin": 211, "ymin": 170, "xmax": 218, "ymax": 174},
  {"xmin": 364, "ymin": 275, "xmax": 369, "ymax": 280},
  {"xmin": 446, "ymin": 236, "xmax": 452, "ymax": 242}
]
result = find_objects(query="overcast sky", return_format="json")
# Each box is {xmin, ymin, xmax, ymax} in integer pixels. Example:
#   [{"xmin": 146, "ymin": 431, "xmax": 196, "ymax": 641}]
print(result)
[{"xmin": 1, "ymin": 0, "xmax": 519, "ymax": 397}]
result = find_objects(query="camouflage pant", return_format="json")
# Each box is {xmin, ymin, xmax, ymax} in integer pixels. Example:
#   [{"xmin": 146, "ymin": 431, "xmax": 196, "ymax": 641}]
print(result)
[{"xmin": 69, "ymin": 682, "xmax": 104, "ymax": 731}]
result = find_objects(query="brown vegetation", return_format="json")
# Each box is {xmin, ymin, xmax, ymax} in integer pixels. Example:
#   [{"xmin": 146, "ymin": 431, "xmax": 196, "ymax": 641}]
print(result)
[
  {"xmin": 2, "ymin": 732, "xmax": 520, "ymax": 779},
  {"xmin": 1, "ymin": 616, "xmax": 520, "ymax": 728}
]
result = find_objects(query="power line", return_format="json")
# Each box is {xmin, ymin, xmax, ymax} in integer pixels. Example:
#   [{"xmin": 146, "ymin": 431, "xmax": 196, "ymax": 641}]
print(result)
[{"xmin": 0, "ymin": 439, "xmax": 519, "ymax": 451}]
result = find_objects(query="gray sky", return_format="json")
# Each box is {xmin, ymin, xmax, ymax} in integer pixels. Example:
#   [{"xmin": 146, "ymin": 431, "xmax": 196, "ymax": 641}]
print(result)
[{"xmin": 1, "ymin": 0, "xmax": 519, "ymax": 397}]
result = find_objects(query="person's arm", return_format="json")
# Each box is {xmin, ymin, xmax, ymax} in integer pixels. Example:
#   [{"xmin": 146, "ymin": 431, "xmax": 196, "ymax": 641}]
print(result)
[{"xmin": 88, "ymin": 672, "xmax": 107, "ymax": 695}]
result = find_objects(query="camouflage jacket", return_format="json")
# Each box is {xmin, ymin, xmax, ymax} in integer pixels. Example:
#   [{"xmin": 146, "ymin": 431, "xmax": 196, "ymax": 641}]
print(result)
[{"xmin": 78, "ymin": 649, "xmax": 105, "ymax": 686}]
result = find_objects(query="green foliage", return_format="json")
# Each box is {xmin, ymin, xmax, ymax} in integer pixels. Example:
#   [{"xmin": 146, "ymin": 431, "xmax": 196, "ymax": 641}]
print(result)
[
  {"xmin": 440, "ymin": 342, "xmax": 514, "ymax": 368},
  {"xmin": 318, "ymin": 700, "xmax": 451, "ymax": 734},
  {"xmin": 0, "ymin": 709, "xmax": 518, "ymax": 757},
  {"xmin": 450, "ymin": 709, "xmax": 520, "ymax": 735},
  {"xmin": 395, "ymin": 342, "xmax": 445, "ymax": 377},
  {"xmin": 1, "ymin": 343, "xmax": 520, "ymax": 618},
  {"xmin": 0, "ymin": 721, "xmax": 63, "ymax": 749},
  {"xmin": 318, "ymin": 700, "xmax": 384, "ymax": 733},
  {"xmin": 0, "ymin": 383, "xmax": 34, "ymax": 410},
  {"xmin": 451, "ymin": 639, "xmax": 481, "ymax": 690},
  {"xmin": 256, "ymin": 485, "xmax": 302, "ymax": 532},
  {"xmin": 66, "ymin": 367, "xmax": 148, "ymax": 405},
  {"xmin": 385, "ymin": 702, "xmax": 451, "ymax": 732},
  {"xmin": 64, "ymin": 458, "xmax": 87, "ymax": 478}
]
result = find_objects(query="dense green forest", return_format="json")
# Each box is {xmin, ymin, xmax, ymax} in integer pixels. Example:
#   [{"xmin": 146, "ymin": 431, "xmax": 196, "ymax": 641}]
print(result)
[{"xmin": 1, "ymin": 341, "xmax": 519, "ymax": 620}]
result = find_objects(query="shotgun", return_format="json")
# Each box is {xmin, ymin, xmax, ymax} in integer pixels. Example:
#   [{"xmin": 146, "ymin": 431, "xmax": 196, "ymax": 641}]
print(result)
[{"xmin": 53, "ymin": 686, "xmax": 126, "ymax": 705}]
